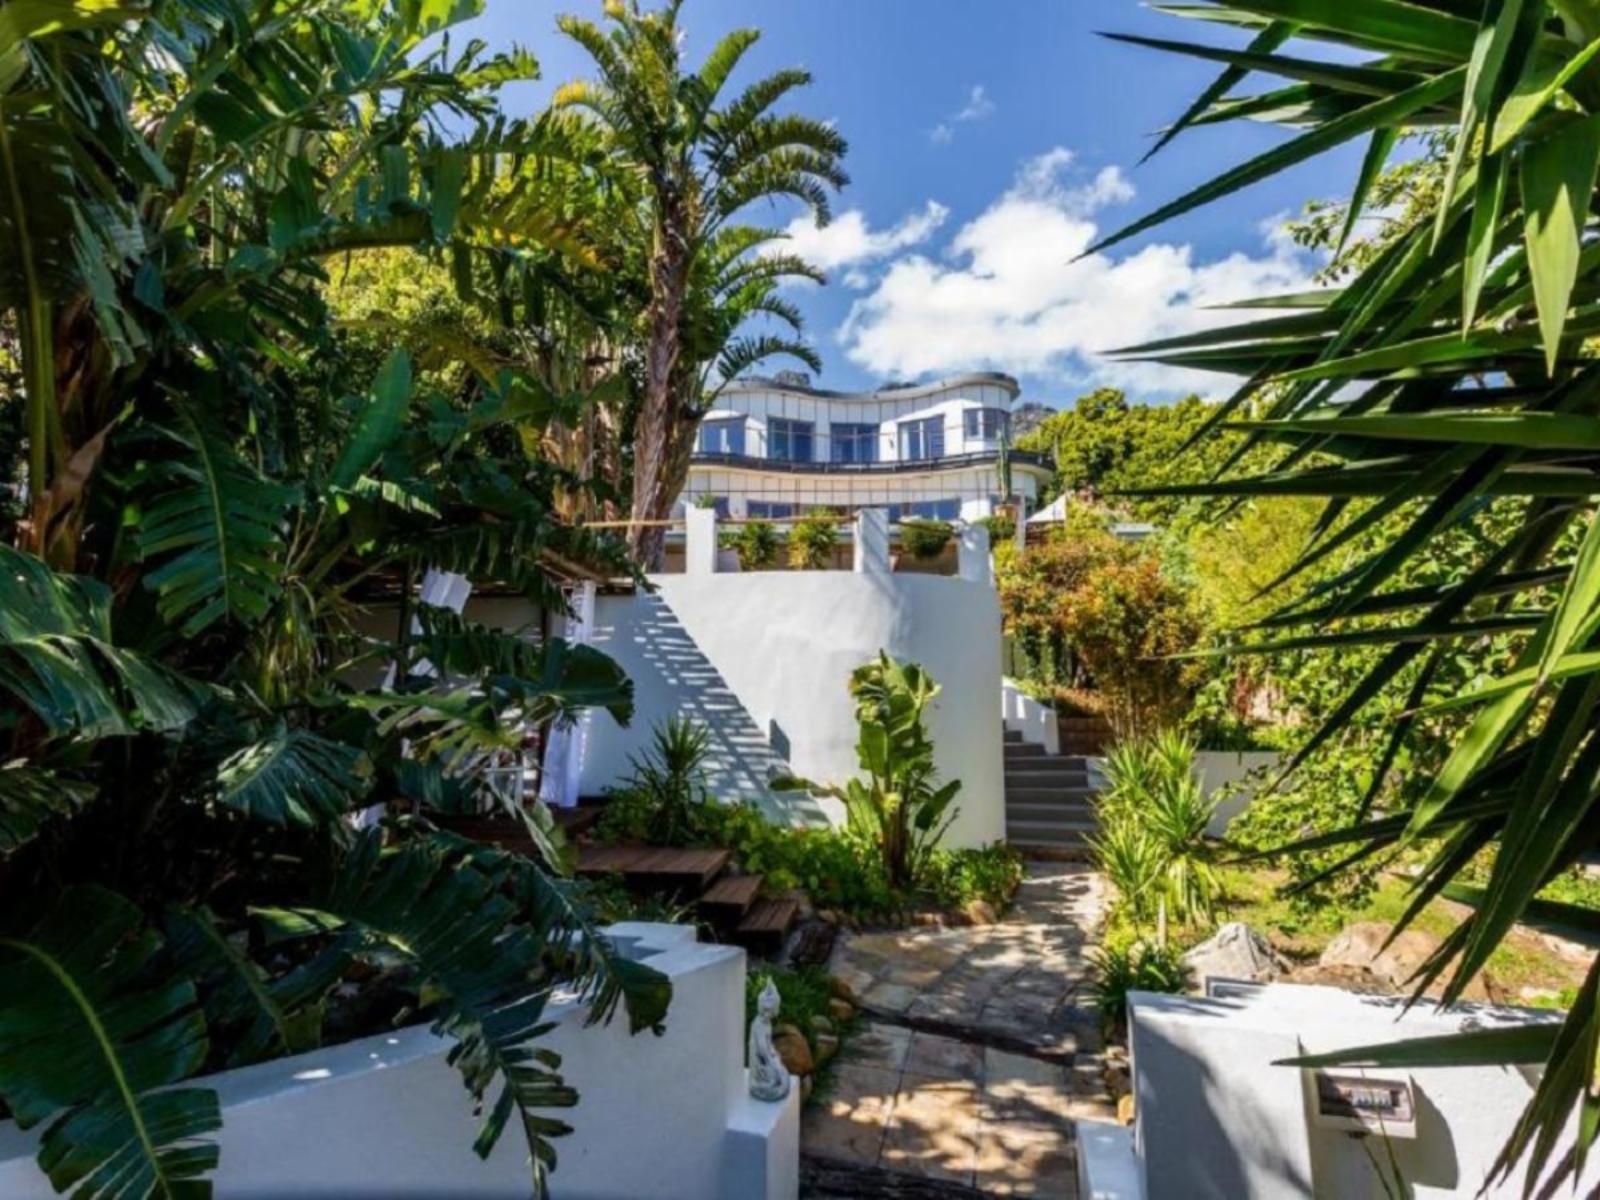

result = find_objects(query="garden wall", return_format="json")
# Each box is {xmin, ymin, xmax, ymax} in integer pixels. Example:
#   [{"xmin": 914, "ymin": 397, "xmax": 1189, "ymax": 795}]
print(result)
[
  {"xmin": 0, "ymin": 923, "xmax": 799, "ymax": 1200},
  {"xmin": 579, "ymin": 569, "xmax": 1007, "ymax": 850}
]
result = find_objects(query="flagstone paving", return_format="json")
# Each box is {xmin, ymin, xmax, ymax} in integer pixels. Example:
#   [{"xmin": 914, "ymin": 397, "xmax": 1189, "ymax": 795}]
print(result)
[{"xmin": 804, "ymin": 864, "xmax": 1113, "ymax": 1196}]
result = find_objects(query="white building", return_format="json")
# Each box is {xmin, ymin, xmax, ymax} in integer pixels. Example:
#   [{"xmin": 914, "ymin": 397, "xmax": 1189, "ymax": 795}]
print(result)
[{"xmin": 677, "ymin": 372, "xmax": 1051, "ymax": 522}]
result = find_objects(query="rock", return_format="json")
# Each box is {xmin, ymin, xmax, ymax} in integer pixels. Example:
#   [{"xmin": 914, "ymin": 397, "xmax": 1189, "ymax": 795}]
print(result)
[
  {"xmin": 1181, "ymin": 922, "xmax": 1287, "ymax": 987},
  {"xmin": 813, "ymin": 1032, "xmax": 839, "ymax": 1065},
  {"xmin": 1104, "ymin": 1063, "xmax": 1131, "ymax": 1096},
  {"xmin": 828, "ymin": 997, "xmax": 856, "ymax": 1025},
  {"xmin": 963, "ymin": 899, "xmax": 998, "ymax": 925},
  {"xmin": 1319, "ymin": 922, "xmax": 1441, "ymax": 989},
  {"xmin": 1285, "ymin": 962, "xmax": 1391, "ymax": 994},
  {"xmin": 773, "ymin": 1030, "xmax": 813, "ymax": 1077},
  {"xmin": 808, "ymin": 1014, "xmax": 835, "ymax": 1037},
  {"xmin": 1117, "ymin": 1094, "xmax": 1136, "ymax": 1126},
  {"xmin": 828, "ymin": 968, "xmax": 869, "ymax": 1005}
]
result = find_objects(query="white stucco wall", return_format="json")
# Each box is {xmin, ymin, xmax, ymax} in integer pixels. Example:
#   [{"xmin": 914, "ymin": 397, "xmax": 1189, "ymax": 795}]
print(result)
[
  {"xmin": 579, "ymin": 571, "xmax": 1007, "ymax": 850},
  {"xmin": 1128, "ymin": 984, "xmax": 1591, "ymax": 1199},
  {"xmin": 0, "ymin": 924, "xmax": 798, "ymax": 1200}
]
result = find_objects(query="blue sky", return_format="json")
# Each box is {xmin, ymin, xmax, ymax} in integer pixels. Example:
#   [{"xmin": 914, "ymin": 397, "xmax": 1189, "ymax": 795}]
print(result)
[{"xmin": 453, "ymin": 1, "xmax": 1364, "ymax": 411}]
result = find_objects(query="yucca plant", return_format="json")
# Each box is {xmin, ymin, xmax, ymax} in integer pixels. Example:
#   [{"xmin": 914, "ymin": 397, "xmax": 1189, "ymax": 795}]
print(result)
[
  {"xmin": 1106, "ymin": 2, "xmax": 1600, "ymax": 1188},
  {"xmin": 1090, "ymin": 814, "xmax": 1169, "ymax": 927}
]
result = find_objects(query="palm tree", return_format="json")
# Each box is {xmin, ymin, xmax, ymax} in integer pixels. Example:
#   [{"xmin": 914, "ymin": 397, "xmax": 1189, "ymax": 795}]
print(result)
[
  {"xmin": 555, "ymin": 0, "xmax": 847, "ymax": 566},
  {"xmin": 1106, "ymin": 3, "xmax": 1600, "ymax": 1189}
]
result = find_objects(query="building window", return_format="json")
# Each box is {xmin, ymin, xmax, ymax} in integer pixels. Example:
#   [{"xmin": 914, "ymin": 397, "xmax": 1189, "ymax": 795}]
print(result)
[
  {"xmin": 830, "ymin": 422, "xmax": 878, "ymax": 464},
  {"xmin": 697, "ymin": 417, "xmax": 745, "ymax": 456},
  {"xmin": 888, "ymin": 498, "xmax": 960, "ymax": 521},
  {"xmin": 899, "ymin": 416, "xmax": 945, "ymax": 462},
  {"xmin": 769, "ymin": 418, "xmax": 814, "ymax": 463},
  {"xmin": 748, "ymin": 501, "xmax": 796, "ymax": 519},
  {"xmin": 964, "ymin": 408, "xmax": 1008, "ymax": 440}
]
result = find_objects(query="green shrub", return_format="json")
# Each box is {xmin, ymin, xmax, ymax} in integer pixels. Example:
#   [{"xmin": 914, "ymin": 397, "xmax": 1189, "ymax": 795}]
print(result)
[
  {"xmin": 745, "ymin": 964, "xmax": 836, "ymax": 1052},
  {"xmin": 602, "ymin": 717, "xmax": 713, "ymax": 845},
  {"xmin": 727, "ymin": 519, "xmax": 781, "ymax": 570},
  {"xmin": 1089, "ymin": 939, "xmax": 1189, "ymax": 1033},
  {"xmin": 695, "ymin": 802, "xmax": 898, "ymax": 917},
  {"xmin": 924, "ymin": 844, "xmax": 1026, "ymax": 911},
  {"xmin": 899, "ymin": 519, "xmax": 954, "ymax": 560},
  {"xmin": 788, "ymin": 509, "xmax": 838, "ymax": 569},
  {"xmin": 979, "ymin": 513, "xmax": 1015, "ymax": 546}
]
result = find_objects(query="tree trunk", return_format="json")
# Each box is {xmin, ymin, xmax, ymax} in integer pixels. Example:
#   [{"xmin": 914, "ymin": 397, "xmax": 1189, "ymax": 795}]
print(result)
[{"xmin": 628, "ymin": 201, "xmax": 690, "ymax": 569}]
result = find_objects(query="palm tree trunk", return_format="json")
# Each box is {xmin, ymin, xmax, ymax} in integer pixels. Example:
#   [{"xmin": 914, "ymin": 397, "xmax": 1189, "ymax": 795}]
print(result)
[{"xmin": 628, "ymin": 206, "xmax": 690, "ymax": 569}]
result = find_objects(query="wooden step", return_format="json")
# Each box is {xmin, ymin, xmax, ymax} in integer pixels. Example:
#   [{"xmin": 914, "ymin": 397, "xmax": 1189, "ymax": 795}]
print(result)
[
  {"xmin": 575, "ymin": 844, "xmax": 732, "ymax": 891},
  {"xmin": 733, "ymin": 897, "xmax": 800, "ymax": 953},
  {"xmin": 698, "ymin": 873, "xmax": 763, "ymax": 917}
]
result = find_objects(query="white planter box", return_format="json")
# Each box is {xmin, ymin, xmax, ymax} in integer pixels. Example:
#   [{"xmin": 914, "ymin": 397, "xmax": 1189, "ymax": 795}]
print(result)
[
  {"xmin": 1194, "ymin": 750, "xmax": 1283, "ymax": 838},
  {"xmin": 0, "ymin": 922, "xmax": 798, "ymax": 1200}
]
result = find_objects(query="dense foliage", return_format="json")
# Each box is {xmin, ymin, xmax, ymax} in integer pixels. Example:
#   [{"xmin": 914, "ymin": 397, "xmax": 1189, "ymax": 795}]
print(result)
[
  {"xmin": 996, "ymin": 513, "xmax": 1209, "ymax": 736},
  {"xmin": 0, "ymin": 2, "xmax": 723, "ymax": 1195},
  {"xmin": 1109, "ymin": 2, "xmax": 1600, "ymax": 1186}
]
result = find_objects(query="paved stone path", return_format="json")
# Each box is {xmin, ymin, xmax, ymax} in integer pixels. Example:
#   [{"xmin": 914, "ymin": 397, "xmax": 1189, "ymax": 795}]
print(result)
[{"xmin": 804, "ymin": 864, "xmax": 1112, "ymax": 1196}]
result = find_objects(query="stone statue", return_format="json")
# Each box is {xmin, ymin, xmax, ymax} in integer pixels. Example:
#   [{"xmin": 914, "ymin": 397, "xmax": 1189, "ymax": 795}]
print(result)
[{"xmin": 749, "ymin": 978, "xmax": 791, "ymax": 1102}]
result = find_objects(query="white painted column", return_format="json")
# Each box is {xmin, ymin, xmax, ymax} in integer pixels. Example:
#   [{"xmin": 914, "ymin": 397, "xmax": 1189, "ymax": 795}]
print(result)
[
  {"xmin": 686, "ymin": 506, "xmax": 719, "ymax": 576},
  {"xmin": 854, "ymin": 508, "xmax": 889, "ymax": 580},
  {"xmin": 539, "ymin": 580, "xmax": 597, "ymax": 810},
  {"xmin": 958, "ymin": 523, "xmax": 991, "ymax": 584}
]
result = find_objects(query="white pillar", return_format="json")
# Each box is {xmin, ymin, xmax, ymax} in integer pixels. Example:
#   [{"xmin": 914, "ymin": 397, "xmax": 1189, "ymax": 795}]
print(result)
[
  {"xmin": 958, "ymin": 523, "xmax": 991, "ymax": 584},
  {"xmin": 539, "ymin": 580, "xmax": 597, "ymax": 810},
  {"xmin": 854, "ymin": 508, "xmax": 890, "ymax": 580},
  {"xmin": 686, "ymin": 505, "xmax": 719, "ymax": 575}
]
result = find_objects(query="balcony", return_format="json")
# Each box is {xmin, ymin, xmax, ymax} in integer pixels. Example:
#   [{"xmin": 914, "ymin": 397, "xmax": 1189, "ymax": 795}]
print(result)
[{"xmin": 686, "ymin": 448, "xmax": 1050, "ymax": 475}]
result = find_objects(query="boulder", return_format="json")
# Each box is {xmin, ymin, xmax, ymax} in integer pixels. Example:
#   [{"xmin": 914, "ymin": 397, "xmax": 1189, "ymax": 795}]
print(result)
[
  {"xmin": 773, "ymin": 1030, "xmax": 813, "ymax": 1077},
  {"xmin": 1181, "ymin": 922, "xmax": 1287, "ymax": 986},
  {"xmin": 828, "ymin": 997, "xmax": 856, "ymax": 1025},
  {"xmin": 813, "ymin": 1032, "xmax": 840, "ymax": 1065},
  {"xmin": 963, "ymin": 899, "xmax": 999, "ymax": 925},
  {"xmin": 1319, "ymin": 922, "xmax": 1440, "ymax": 989}
]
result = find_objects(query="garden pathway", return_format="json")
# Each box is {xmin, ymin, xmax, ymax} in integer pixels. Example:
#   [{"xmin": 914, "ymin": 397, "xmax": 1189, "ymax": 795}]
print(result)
[{"xmin": 804, "ymin": 864, "xmax": 1112, "ymax": 1196}]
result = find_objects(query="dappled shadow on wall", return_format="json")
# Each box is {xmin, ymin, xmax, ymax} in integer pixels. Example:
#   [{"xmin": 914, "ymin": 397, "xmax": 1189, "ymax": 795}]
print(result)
[{"xmin": 627, "ymin": 591, "xmax": 832, "ymax": 829}]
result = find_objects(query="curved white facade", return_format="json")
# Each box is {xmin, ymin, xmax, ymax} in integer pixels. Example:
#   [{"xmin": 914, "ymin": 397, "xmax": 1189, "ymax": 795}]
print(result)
[{"xmin": 680, "ymin": 373, "xmax": 1050, "ymax": 522}]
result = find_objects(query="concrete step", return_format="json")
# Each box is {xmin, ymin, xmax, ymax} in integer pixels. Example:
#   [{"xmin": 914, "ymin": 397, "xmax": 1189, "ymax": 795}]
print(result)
[
  {"xmin": 1006, "ymin": 800, "xmax": 1096, "ymax": 822},
  {"xmin": 1003, "ymin": 743, "xmax": 1048, "ymax": 759},
  {"xmin": 1005, "ymin": 818, "xmax": 1096, "ymax": 845},
  {"xmin": 1004, "ymin": 766, "xmax": 1094, "ymax": 785},
  {"xmin": 1011, "ymin": 784, "xmax": 1100, "ymax": 803},
  {"xmin": 1003, "ymin": 727, "xmax": 1024, "ymax": 743}
]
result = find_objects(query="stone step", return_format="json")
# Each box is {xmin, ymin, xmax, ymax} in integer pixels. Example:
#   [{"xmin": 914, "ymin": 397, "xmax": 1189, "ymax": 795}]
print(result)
[{"xmin": 1003, "ymin": 727, "xmax": 1024, "ymax": 743}]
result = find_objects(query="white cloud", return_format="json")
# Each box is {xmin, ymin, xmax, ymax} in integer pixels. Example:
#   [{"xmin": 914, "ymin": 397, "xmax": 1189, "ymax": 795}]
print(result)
[
  {"xmin": 955, "ymin": 85, "xmax": 995, "ymax": 123},
  {"xmin": 929, "ymin": 85, "xmax": 995, "ymax": 144},
  {"xmin": 836, "ymin": 148, "xmax": 1319, "ymax": 397},
  {"xmin": 772, "ymin": 200, "xmax": 950, "ymax": 278}
]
